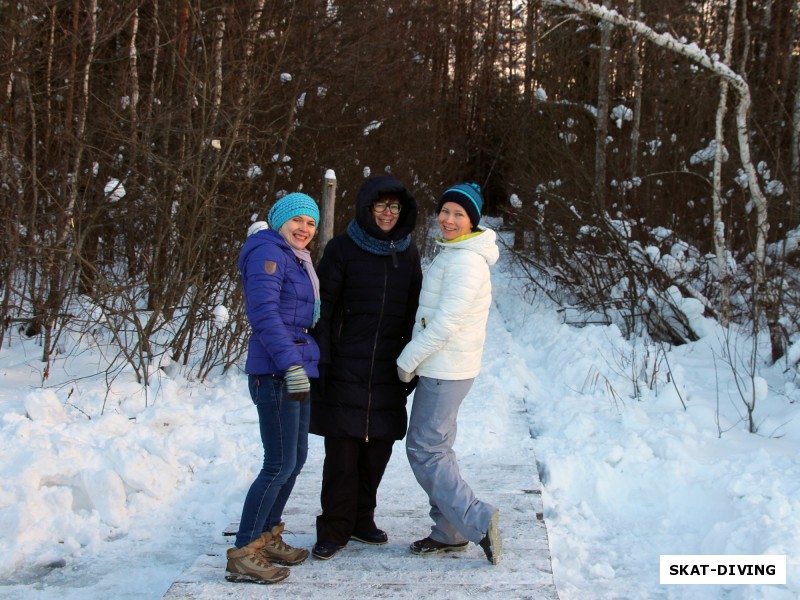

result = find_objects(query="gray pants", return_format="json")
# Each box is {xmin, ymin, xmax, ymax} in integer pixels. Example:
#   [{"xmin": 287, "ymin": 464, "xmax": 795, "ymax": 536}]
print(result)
[{"xmin": 406, "ymin": 376, "xmax": 496, "ymax": 544}]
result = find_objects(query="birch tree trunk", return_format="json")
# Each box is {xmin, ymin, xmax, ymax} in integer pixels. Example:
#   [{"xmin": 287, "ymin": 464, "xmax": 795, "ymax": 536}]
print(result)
[
  {"xmin": 210, "ymin": 12, "xmax": 225, "ymax": 130},
  {"xmin": 711, "ymin": 0, "xmax": 737, "ymax": 327},
  {"xmin": 593, "ymin": 0, "xmax": 612, "ymax": 211},
  {"xmin": 145, "ymin": 0, "xmax": 160, "ymax": 123},
  {"xmin": 627, "ymin": 0, "xmax": 642, "ymax": 180},
  {"xmin": 128, "ymin": 7, "xmax": 140, "ymax": 132}
]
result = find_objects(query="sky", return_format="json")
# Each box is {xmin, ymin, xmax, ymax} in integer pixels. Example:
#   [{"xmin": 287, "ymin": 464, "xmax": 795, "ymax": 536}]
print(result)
[{"xmin": 0, "ymin": 220, "xmax": 797, "ymax": 599}]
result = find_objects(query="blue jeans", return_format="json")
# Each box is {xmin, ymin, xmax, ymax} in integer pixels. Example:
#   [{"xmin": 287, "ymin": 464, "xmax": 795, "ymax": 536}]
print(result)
[{"xmin": 235, "ymin": 374, "xmax": 310, "ymax": 548}]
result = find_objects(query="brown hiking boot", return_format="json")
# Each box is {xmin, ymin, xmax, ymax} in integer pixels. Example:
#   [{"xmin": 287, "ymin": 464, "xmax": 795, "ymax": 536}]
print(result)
[
  {"xmin": 260, "ymin": 522, "xmax": 309, "ymax": 566},
  {"xmin": 226, "ymin": 537, "xmax": 290, "ymax": 584}
]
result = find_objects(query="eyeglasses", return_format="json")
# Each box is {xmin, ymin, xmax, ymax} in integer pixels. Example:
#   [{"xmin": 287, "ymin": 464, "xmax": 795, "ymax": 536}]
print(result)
[{"xmin": 372, "ymin": 201, "xmax": 401, "ymax": 215}]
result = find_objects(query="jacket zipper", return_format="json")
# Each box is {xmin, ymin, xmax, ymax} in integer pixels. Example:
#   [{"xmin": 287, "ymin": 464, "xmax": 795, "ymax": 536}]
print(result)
[{"xmin": 365, "ymin": 260, "xmax": 389, "ymax": 441}]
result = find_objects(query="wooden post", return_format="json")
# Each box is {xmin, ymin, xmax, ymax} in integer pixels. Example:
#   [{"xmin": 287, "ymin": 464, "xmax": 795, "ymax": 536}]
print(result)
[{"xmin": 317, "ymin": 169, "xmax": 336, "ymax": 261}]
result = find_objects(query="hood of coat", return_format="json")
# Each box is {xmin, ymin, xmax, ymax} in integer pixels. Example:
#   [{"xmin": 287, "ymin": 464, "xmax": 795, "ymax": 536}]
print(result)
[
  {"xmin": 436, "ymin": 226, "xmax": 499, "ymax": 267},
  {"xmin": 238, "ymin": 227, "xmax": 293, "ymax": 272},
  {"xmin": 355, "ymin": 175, "xmax": 418, "ymax": 242}
]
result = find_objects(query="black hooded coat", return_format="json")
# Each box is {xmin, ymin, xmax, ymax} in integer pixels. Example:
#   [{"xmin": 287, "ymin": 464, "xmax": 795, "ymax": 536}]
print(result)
[{"xmin": 310, "ymin": 176, "xmax": 422, "ymax": 441}]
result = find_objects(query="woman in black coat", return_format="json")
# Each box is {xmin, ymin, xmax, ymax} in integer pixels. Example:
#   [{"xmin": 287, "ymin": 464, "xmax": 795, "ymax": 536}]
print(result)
[{"xmin": 310, "ymin": 175, "xmax": 422, "ymax": 560}]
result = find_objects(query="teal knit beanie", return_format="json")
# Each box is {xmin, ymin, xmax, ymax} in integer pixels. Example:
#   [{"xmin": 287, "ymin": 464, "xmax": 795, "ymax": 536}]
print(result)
[{"xmin": 268, "ymin": 193, "xmax": 320, "ymax": 231}]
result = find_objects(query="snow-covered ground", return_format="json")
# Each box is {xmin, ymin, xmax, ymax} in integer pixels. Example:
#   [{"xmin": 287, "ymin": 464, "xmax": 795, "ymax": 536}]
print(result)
[{"xmin": 1, "ymin": 228, "xmax": 798, "ymax": 599}]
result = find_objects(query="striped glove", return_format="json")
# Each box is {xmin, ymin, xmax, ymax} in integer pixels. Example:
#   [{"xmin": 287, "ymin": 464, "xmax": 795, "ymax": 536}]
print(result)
[{"xmin": 285, "ymin": 365, "xmax": 310, "ymax": 402}]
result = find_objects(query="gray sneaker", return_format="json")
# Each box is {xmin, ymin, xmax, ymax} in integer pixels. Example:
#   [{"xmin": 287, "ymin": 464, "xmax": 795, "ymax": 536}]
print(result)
[
  {"xmin": 478, "ymin": 511, "xmax": 502, "ymax": 565},
  {"xmin": 410, "ymin": 537, "xmax": 469, "ymax": 555},
  {"xmin": 226, "ymin": 538, "xmax": 290, "ymax": 584}
]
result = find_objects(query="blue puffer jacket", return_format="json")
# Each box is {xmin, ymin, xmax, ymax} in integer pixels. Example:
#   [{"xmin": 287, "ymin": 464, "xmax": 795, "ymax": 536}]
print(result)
[{"xmin": 238, "ymin": 228, "xmax": 320, "ymax": 377}]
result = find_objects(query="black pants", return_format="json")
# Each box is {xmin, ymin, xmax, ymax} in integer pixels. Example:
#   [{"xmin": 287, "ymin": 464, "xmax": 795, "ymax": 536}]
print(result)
[{"xmin": 316, "ymin": 436, "xmax": 394, "ymax": 545}]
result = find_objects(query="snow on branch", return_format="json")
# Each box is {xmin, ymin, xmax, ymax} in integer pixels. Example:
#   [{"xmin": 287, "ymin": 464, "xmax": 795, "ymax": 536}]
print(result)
[
  {"xmin": 544, "ymin": 0, "xmax": 770, "ymax": 326},
  {"xmin": 544, "ymin": 1, "xmax": 747, "ymax": 94}
]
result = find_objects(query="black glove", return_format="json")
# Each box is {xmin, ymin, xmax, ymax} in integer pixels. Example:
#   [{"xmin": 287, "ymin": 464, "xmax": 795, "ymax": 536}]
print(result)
[
  {"xmin": 403, "ymin": 375, "xmax": 419, "ymax": 395},
  {"xmin": 284, "ymin": 365, "xmax": 310, "ymax": 402}
]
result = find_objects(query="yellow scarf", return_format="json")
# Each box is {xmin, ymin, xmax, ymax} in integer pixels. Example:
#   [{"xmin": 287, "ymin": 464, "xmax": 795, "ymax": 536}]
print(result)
[{"xmin": 439, "ymin": 230, "xmax": 484, "ymax": 244}]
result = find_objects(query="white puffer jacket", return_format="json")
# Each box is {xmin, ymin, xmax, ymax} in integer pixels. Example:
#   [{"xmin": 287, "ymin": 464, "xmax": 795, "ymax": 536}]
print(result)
[{"xmin": 397, "ymin": 227, "xmax": 499, "ymax": 380}]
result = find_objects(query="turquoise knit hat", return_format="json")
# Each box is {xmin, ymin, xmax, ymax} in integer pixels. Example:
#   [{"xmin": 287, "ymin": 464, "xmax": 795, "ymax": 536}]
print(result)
[
  {"xmin": 437, "ymin": 182, "xmax": 484, "ymax": 228},
  {"xmin": 268, "ymin": 192, "xmax": 320, "ymax": 231}
]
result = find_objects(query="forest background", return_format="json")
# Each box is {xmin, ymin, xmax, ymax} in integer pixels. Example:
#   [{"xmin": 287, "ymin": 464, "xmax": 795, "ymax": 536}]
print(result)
[{"xmin": 2, "ymin": 0, "xmax": 799, "ymax": 405}]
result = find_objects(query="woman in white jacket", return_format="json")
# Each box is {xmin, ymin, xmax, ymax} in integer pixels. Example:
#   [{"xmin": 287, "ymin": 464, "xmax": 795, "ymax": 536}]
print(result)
[{"xmin": 396, "ymin": 182, "xmax": 502, "ymax": 565}]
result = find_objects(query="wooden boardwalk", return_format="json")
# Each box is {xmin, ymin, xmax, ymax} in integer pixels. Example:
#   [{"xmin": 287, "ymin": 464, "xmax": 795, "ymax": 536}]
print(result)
[{"xmin": 163, "ymin": 374, "xmax": 559, "ymax": 599}]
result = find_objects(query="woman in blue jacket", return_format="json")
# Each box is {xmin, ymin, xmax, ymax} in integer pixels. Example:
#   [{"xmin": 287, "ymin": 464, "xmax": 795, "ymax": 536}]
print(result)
[{"xmin": 226, "ymin": 193, "xmax": 321, "ymax": 585}]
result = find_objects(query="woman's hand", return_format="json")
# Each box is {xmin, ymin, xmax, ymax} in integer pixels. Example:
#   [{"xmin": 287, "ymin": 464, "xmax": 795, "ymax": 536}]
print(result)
[
  {"xmin": 285, "ymin": 365, "xmax": 311, "ymax": 401},
  {"xmin": 397, "ymin": 366, "xmax": 415, "ymax": 383}
]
